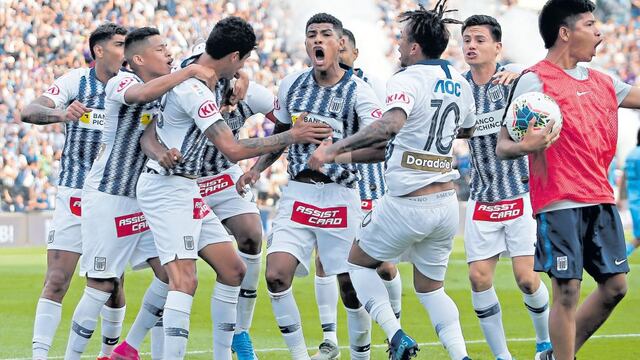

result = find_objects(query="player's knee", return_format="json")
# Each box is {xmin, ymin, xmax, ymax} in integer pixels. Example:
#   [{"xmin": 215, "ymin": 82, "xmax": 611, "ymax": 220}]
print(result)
[
  {"xmin": 338, "ymin": 274, "xmax": 360, "ymax": 309},
  {"xmin": 88, "ymin": 278, "xmax": 117, "ymax": 294},
  {"xmin": 43, "ymin": 268, "xmax": 73, "ymax": 300},
  {"xmin": 468, "ymin": 267, "xmax": 493, "ymax": 291},
  {"xmin": 171, "ymin": 272, "xmax": 198, "ymax": 294},
  {"xmin": 265, "ymin": 267, "xmax": 292, "ymax": 293},
  {"xmin": 555, "ymin": 282, "xmax": 580, "ymax": 308},
  {"xmin": 236, "ymin": 228, "xmax": 263, "ymax": 255},
  {"xmin": 515, "ymin": 273, "xmax": 538, "ymax": 294},
  {"xmin": 376, "ymin": 262, "xmax": 397, "ymax": 281},
  {"xmin": 219, "ymin": 260, "xmax": 247, "ymax": 287},
  {"xmin": 602, "ymin": 278, "xmax": 627, "ymax": 305}
]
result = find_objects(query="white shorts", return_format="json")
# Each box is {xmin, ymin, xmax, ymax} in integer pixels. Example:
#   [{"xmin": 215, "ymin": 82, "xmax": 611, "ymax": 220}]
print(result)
[
  {"xmin": 198, "ymin": 165, "xmax": 259, "ymax": 221},
  {"xmin": 464, "ymin": 193, "xmax": 536, "ymax": 263},
  {"xmin": 79, "ymin": 188, "xmax": 157, "ymax": 278},
  {"xmin": 267, "ymin": 181, "xmax": 361, "ymax": 277},
  {"xmin": 357, "ymin": 190, "xmax": 458, "ymax": 282},
  {"xmin": 136, "ymin": 172, "xmax": 230, "ymax": 265},
  {"xmin": 47, "ymin": 186, "xmax": 83, "ymax": 253}
]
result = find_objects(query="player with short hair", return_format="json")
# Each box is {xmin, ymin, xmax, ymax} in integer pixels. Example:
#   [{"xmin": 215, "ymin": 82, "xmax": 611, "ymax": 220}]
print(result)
[
  {"xmin": 495, "ymin": 1, "xmax": 640, "ymax": 359},
  {"xmin": 237, "ymin": 13, "xmax": 383, "ymax": 360},
  {"xmin": 21, "ymin": 23, "xmax": 128, "ymax": 360},
  {"xmin": 620, "ymin": 128, "xmax": 640, "ymax": 257},
  {"xmin": 308, "ymin": 2, "xmax": 475, "ymax": 359},
  {"xmin": 460, "ymin": 14, "xmax": 551, "ymax": 359},
  {"xmin": 61, "ymin": 27, "xmax": 216, "ymax": 360},
  {"xmin": 310, "ymin": 27, "xmax": 401, "ymax": 360},
  {"xmin": 135, "ymin": 16, "xmax": 331, "ymax": 359}
]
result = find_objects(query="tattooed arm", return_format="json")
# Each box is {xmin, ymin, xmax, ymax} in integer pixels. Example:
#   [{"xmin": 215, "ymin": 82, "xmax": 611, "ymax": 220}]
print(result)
[{"xmin": 21, "ymin": 97, "xmax": 78, "ymax": 124}]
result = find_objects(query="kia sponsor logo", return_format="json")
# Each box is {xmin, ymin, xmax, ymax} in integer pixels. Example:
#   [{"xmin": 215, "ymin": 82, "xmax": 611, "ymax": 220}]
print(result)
[
  {"xmin": 114, "ymin": 212, "xmax": 149, "ymax": 238},
  {"xmin": 291, "ymin": 201, "xmax": 347, "ymax": 228},
  {"xmin": 386, "ymin": 92, "xmax": 410, "ymax": 105},
  {"xmin": 198, "ymin": 100, "xmax": 219, "ymax": 118}
]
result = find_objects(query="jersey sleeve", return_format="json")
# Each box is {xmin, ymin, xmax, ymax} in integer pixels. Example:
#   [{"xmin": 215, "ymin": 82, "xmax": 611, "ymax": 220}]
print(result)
[
  {"xmin": 355, "ymin": 80, "xmax": 384, "ymax": 127},
  {"xmin": 273, "ymin": 73, "xmax": 298, "ymax": 124},
  {"xmin": 42, "ymin": 68, "xmax": 84, "ymax": 109},
  {"xmin": 611, "ymin": 76, "xmax": 632, "ymax": 106},
  {"xmin": 174, "ymin": 78, "xmax": 224, "ymax": 132},
  {"xmin": 107, "ymin": 73, "xmax": 142, "ymax": 106},
  {"xmin": 383, "ymin": 71, "xmax": 416, "ymax": 117},
  {"xmin": 244, "ymin": 81, "xmax": 276, "ymax": 115},
  {"xmin": 460, "ymin": 81, "xmax": 476, "ymax": 129}
]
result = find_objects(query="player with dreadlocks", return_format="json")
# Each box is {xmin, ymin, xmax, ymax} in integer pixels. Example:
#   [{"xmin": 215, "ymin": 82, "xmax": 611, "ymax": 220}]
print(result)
[{"xmin": 309, "ymin": 2, "xmax": 475, "ymax": 359}]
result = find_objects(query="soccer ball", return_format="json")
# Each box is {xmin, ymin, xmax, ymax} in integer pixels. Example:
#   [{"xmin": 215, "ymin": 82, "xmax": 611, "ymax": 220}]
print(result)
[{"xmin": 504, "ymin": 91, "xmax": 563, "ymax": 142}]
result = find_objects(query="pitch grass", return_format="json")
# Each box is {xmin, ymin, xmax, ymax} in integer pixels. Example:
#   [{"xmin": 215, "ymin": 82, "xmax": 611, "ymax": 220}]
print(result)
[{"xmin": 1, "ymin": 237, "xmax": 639, "ymax": 359}]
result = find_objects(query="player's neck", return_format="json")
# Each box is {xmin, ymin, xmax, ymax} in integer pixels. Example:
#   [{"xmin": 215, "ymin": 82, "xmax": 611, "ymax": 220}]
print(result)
[
  {"xmin": 545, "ymin": 47, "xmax": 579, "ymax": 70},
  {"xmin": 194, "ymin": 53, "xmax": 225, "ymax": 77},
  {"xmin": 313, "ymin": 63, "xmax": 345, "ymax": 87},
  {"xmin": 469, "ymin": 62, "xmax": 498, "ymax": 85},
  {"xmin": 94, "ymin": 61, "xmax": 115, "ymax": 84}
]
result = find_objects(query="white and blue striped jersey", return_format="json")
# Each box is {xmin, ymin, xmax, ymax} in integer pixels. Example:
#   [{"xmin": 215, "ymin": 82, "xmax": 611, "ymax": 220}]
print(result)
[
  {"xmin": 464, "ymin": 64, "xmax": 529, "ymax": 203},
  {"xmin": 350, "ymin": 67, "xmax": 386, "ymax": 201},
  {"xmin": 43, "ymin": 67, "xmax": 107, "ymax": 189},
  {"xmin": 383, "ymin": 60, "xmax": 476, "ymax": 196},
  {"xmin": 274, "ymin": 68, "xmax": 382, "ymax": 188},
  {"xmin": 84, "ymin": 69, "xmax": 159, "ymax": 198},
  {"xmin": 200, "ymin": 81, "xmax": 276, "ymax": 177},
  {"xmin": 146, "ymin": 56, "xmax": 224, "ymax": 177}
]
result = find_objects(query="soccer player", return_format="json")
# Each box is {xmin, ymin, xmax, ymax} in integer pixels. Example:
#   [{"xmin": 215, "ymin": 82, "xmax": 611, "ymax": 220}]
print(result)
[
  {"xmin": 237, "ymin": 13, "xmax": 382, "ymax": 360},
  {"xmin": 460, "ymin": 15, "xmax": 551, "ymax": 359},
  {"xmin": 21, "ymin": 23, "xmax": 128, "ymax": 360},
  {"xmin": 495, "ymin": 1, "xmax": 640, "ymax": 359},
  {"xmin": 620, "ymin": 128, "xmax": 640, "ymax": 257},
  {"xmin": 135, "ymin": 16, "xmax": 331, "ymax": 359},
  {"xmin": 310, "ymin": 28, "xmax": 401, "ymax": 360},
  {"xmin": 62, "ymin": 27, "xmax": 215, "ymax": 360},
  {"xmin": 308, "ymin": 2, "xmax": 475, "ymax": 359}
]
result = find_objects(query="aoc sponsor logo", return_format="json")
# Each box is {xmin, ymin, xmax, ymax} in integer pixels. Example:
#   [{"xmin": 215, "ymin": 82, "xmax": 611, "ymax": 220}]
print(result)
[
  {"xmin": 70, "ymin": 197, "xmax": 82, "ymax": 216},
  {"xmin": 400, "ymin": 152, "xmax": 452, "ymax": 173},
  {"xmin": 198, "ymin": 100, "xmax": 219, "ymax": 118},
  {"xmin": 114, "ymin": 212, "xmax": 149, "ymax": 238},
  {"xmin": 193, "ymin": 198, "xmax": 211, "ymax": 219},
  {"xmin": 198, "ymin": 174, "xmax": 234, "ymax": 197},
  {"xmin": 291, "ymin": 201, "xmax": 347, "ymax": 228},
  {"xmin": 472, "ymin": 198, "xmax": 524, "ymax": 222}
]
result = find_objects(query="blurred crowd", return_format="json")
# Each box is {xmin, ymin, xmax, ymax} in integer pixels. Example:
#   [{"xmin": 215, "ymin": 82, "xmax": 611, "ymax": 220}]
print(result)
[{"xmin": 0, "ymin": 0, "xmax": 638, "ymax": 212}]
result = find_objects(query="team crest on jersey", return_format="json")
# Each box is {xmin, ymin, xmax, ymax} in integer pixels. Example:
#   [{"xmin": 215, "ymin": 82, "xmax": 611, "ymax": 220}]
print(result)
[
  {"xmin": 371, "ymin": 108, "xmax": 383, "ymax": 119},
  {"xmin": 46, "ymin": 85, "xmax": 60, "ymax": 96},
  {"xmin": 487, "ymin": 85, "xmax": 504, "ymax": 102},
  {"xmin": 328, "ymin": 97, "xmax": 345, "ymax": 114}
]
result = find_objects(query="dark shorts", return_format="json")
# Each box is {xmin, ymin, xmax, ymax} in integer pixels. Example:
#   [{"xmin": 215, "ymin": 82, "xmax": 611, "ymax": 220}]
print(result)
[{"xmin": 534, "ymin": 204, "xmax": 630, "ymax": 280}]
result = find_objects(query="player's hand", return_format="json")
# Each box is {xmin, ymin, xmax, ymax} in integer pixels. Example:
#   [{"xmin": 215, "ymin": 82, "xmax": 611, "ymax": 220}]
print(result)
[
  {"xmin": 236, "ymin": 169, "xmax": 260, "ymax": 196},
  {"xmin": 291, "ymin": 112, "xmax": 333, "ymax": 144},
  {"xmin": 188, "ymin": 64, "xmax": 218, "ymax": 90},
  {"xmin": 492, "ymin": 71, "xmax": 520, "ymax": 85},
  {"xmin": 308, "ymin": 137, "xmax": 335, "ymax": 172},
  {"xmin": 64, "ymin": 100, "xmax": 91, "ymax": 122},
  {"xmin": 520, "ymin": 119, "xmax": 561, "ymax": 152},
  {"xmin": 158, "ymin": 148, "xmax": 182, "ymax": 170}
]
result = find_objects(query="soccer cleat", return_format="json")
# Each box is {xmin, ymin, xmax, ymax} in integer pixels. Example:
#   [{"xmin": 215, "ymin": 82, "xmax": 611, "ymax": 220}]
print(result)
[
  {"xmin": 387, "ymin": 329, "xmax": 419, "ymax": 360},
  {"xmin": 231, "ymin": 331, "xmax": 259, "ymax": 360},
  {"xmin": 536, "ymin": 341, "xmax": 553, "ymax": 354},
  {"xmin": 534, "ymin": 349, "xmax": 553, "ymax": 360},
  {"xmin": 109, "ymin": 341, "xmax": 140, "ymax": 360},
  {"xmin": 310, "ymin": 339, "xmax": 340, "ymax": 360}
]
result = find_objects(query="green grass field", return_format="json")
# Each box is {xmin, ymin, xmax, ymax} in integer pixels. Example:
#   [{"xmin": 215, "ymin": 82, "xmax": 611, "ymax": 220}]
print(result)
[{"xmin": 1, "ymin": 237, "xmax": 639, "ymax": 359}]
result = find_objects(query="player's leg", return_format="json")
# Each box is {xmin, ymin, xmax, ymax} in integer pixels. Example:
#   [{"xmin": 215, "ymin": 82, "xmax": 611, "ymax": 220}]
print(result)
[
  {"xmin": 312, "ymin": 252, "xmax": 340, "ymax": 359},
  {"xmin": 336, "ymin": 272, "xmax": 371, "ymax": 360},
  {"xmin": 33, "ymin": 187, "xmax": 82, "ymax": 359},
  {"xmin": 162, "ymin": 259, "xmax": 198, "ymax": 358},
  {"xmin": 200, "ymin": 239, "xmax": 247, "ymax": 360},
  {"xmin": 626, "ymin": 205, "xmax": 640, "ymax": 256},
  {"xmin": 99, "ymin": 277, "xmax": 126, "ymax": 359},
  {"xmin": 376, "ymin": 262, "xmax": 402, "ymax": 320}
]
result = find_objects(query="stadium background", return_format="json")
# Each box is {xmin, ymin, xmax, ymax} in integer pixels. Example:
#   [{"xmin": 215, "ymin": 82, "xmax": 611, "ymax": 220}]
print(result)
[{"xmin": 0, "ymin": 0, "xmax": 639, "ymax": 358}]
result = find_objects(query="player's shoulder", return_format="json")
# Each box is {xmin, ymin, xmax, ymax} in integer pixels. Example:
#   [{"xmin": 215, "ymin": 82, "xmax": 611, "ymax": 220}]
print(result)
[
  {"xmin": 279, "ymin": 68, "xmax": 311, "ymax": 89},
  {"xmin": 174, "ymin": 77, "xmax": 212, "ymax": 98},
  {"xmin": 501, "ymin": 62, "xmax": 526, "ymax": 74},
  {"xmin": 57, "ymin": 67, "xmax": 91, "ymax": 84},
  {"xmin": 106, "ymin": 69, "xmax": 141, "ymax": 93}
]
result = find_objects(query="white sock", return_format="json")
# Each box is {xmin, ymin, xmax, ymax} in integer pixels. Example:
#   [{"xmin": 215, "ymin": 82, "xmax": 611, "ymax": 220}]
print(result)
[
  {"xmin": 382, "ymin": 272, "xmax": 402, "ymax": 320},
  {"xmin": 523, "ymin": 281, "xmax": 551, "ymax": 344},
  {"xmin": 417, "ymin": 287, "xmax": 468, "ymax": 360},
  {"xmin": 33, "ymin": 298, "xmax": 62, "ymax": 358},
  {"xmin": 212, "ymin": 282, "xmax": 240, "ymax": 360},
  {"xmin": 345, "ymin": 306, "xmax": 371, "ymax": 360},
  {"xmin": 314, "ymin": 274, "xmax": 339, "ymax": 344},
  {"xmin": 269, "ymin": 288, "xmax": 310, "ymax": 360},
  {"xmin": 151, "ymin": 318, "xmax": 164, "ymax": 360},
  {"xmin": 98, "ymin": 305, "xmax": 126, "ymax": 357},
  {"xmin": 472, "ymin": 287, "xmax": 511, "ymax": 359},
  {"xmin": 126, "ymin": 277, "xmax": 169, "ymax": 349},
  {"xmin": 349, "ymin": 264, "xmax": 400, "ymax": 341},
  {"xmin": 64, "ymin": 287, "xmax": 111, "ymax": 359},
  {"xmin": 237, "ymin": 251, "xmax": 261, "ymax": 333},
  {"xmin": 163, "ymin": 291, "xmax": 193, "ymax": 359}
]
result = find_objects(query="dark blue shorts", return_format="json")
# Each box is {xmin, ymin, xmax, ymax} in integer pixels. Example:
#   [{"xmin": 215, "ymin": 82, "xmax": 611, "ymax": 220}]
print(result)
[{"xmin": 534, "ymin": 204, "xmax": 630, "ymax": 280}]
